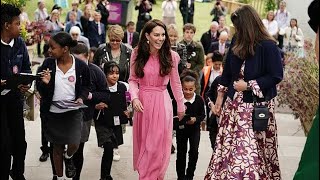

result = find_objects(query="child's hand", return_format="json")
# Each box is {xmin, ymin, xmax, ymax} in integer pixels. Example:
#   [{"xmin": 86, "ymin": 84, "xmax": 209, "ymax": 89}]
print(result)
[
  {"xmin": 1, "ymin": 79, "xmax": 6, "ymax": 86},
  {"xmin": 124, "ymin": 110, "xmax": 130, "ymax": 118},
  {"xmin": 186, "ymin": 117, "xmax": 196, "ymax": 125},
  {"xmin": 210, "ymin": 103, "xmax": 216, "ymax": 113},
  {"xmin": 75, "ymin": 98, "xmax": 83, "ymax": 105},
  {"xmin": 95, "ymin": 102, "xmax": 108, "ymax": 110}
]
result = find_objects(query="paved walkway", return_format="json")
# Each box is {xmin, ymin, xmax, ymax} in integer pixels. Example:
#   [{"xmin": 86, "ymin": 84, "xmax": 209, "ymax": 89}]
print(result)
[{"xmin": 18, "ymin": 112, "xmax": 305, "ymax": 180}]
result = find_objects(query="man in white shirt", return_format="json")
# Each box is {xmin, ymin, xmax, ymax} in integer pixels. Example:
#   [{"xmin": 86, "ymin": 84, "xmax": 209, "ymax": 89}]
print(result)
[{"xmin": 274, "ymin": 1, "xmax": 291, "ymax": 49}]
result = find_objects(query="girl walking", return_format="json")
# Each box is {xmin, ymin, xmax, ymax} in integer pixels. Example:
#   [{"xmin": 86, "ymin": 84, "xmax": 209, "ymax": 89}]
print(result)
[
  {"xmin": 94, "ymin": 61, "xmax": 129, "ymax": 180},
  {"xmin": 175, "ymin": 70, "xmax": 205, "ymax": 180}
]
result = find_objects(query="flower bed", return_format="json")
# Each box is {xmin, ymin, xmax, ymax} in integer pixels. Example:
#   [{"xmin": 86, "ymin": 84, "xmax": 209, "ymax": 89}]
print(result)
[{"xmin": 277, "ymin": 40, "xmax": 319, "ymax": 135}]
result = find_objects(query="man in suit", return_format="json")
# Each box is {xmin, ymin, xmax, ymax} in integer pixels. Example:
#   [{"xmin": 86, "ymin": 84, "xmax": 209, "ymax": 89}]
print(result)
[
  {"xmin": 87, "ymin": 10, "xmax": 106, "ymax": 48},
  {"xmin": 179, "ymin": 0, "xmax": 194, "ymax": 24},
  {"xmin": 200, "ymin": 21, "xmax": 219, "ymax": 55},
  {"xmin": 97, "ymin": 0, "xmax": 110, "ymax": 31},
  {"xmin": 209, "ymin": 31, "xmax": 230, "ymax": 56},
  {"xmin": 122, "ymin": 21, "xmax": 139, "ymax": 48}
]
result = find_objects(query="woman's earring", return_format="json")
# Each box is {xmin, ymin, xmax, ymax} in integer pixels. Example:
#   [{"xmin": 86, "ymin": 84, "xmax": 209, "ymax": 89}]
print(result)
[{"xmin": 147, "ymin": 40, "xmax": 149, "ymax": 44}]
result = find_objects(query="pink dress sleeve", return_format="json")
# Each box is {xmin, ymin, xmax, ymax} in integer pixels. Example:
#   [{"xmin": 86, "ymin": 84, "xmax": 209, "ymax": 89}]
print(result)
[
  {"xmin": 170, "ymin": 51, "xmax": 185, "ymax": 113},
  {"xmin": 128, "ymin": 50, "xmax": 139, "ymax": 101}
]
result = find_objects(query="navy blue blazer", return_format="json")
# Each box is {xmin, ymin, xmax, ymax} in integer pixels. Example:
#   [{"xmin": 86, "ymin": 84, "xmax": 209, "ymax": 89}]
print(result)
[
  {"xmin": 36, "ymin": 57, "xmax": 91, "ymax": 113},
  {"xmin": 87, "ymin": 21, "xmax": 106, "ymax": 48},
  {"xmin": 221, "ymin": 40, "xmax": 283, "ymax": 103}
]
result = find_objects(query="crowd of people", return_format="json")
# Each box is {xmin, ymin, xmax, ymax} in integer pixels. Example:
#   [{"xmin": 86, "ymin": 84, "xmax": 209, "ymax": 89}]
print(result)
[{"xmin": 1, "ymin": 0, "xmax": 319, "ymax": 180}]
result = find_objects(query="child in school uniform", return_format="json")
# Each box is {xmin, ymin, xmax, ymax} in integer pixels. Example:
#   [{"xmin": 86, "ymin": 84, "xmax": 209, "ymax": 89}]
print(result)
[
  {"xmin": 205, "ymin": 75, "xmax": 223, "ymax": 150},
  {"xmin": 175, "ymin": 70, "xmax": 206, "ymax": 180},
  {"xmin": 200, "ymin": 51, "xmax": 223, "ymax": 131},
  {"xmin": 94, "ymin": 61, "xmax": 129, "ymax": 180}
]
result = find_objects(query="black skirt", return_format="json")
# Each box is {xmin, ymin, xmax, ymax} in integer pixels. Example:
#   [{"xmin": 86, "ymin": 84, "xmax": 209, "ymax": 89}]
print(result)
[
  {"xmin": 45, "ymin": 110, "xmax": 83, "ymax": 144},
  {"xmin": 95, "ymin": 124, "xmax": 123, "ymax": 148}
]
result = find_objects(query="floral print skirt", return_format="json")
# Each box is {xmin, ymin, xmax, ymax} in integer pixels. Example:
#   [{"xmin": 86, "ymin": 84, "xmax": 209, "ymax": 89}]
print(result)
[{"xmin": 204, "ymin": 94, "xmax": 281, "ymax": 180}]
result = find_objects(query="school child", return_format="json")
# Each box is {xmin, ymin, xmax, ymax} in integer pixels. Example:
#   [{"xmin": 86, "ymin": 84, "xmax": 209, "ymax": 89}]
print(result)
[
  {"xmin": 94, "ymin": 61, "xmax": 129, "ymax": 180},
  {"xmin": 205, "ymin": 75, "xmax": 223, "ymax": 150},
  {"xmin": 175, "ymin": 70, "xmax": 206, "ymax": 180},
  {"xmin": 200, "ymin": 51, "xmax": 223, "ymax": 131},
  {"xmin": 200, "ymin": 51, "xmax": 223, "ymax": 99}
]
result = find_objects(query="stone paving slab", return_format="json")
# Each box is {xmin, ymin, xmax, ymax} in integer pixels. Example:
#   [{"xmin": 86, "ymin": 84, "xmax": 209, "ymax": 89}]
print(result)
[{"xmin": 17, "ymin": 112, "xmax": 306, "ymax": 180}]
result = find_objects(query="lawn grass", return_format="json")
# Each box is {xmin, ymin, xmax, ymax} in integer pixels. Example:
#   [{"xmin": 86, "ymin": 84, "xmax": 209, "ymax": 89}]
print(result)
[{"xmin": 24, "ymin": 0, "xmax": 231, "ymax": 41}]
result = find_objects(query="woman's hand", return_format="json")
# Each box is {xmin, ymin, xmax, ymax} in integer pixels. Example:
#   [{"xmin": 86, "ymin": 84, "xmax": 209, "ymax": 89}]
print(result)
[
  {"xmin": 233, "ymin": 79, "xmax": 247, "ymax": 92},
  {"xmin": 40, "ymin": 68, "xmax": 51, "ymax": 84},
  {"xmin": 177, "ymin": 111, "xmax": 185, "ymax": 121},
  {"xmin": 132, "ymin": 98, "xmax": 144, "ymax": 112},
  {"xmin": 95, "ymin": 102, "xmax": 108, "ymax": 110}
]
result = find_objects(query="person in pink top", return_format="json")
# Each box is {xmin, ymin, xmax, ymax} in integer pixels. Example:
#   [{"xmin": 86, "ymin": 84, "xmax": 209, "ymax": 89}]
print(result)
[{"xmin": 128, "ymin": 19, "xmax": 185, "ymax": 180}]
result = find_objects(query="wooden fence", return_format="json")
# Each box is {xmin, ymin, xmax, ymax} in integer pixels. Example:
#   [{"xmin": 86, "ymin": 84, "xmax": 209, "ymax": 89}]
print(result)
[{"xmin": 222, "ymin": 0, "xmax": 266, "ymax": 17}]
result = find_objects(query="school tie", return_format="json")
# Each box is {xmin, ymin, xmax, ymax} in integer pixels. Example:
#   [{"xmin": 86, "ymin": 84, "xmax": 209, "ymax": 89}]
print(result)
[
  {"xmin": 97, "ymin": 23, "xmax": 102, "ymax": 35},
  {"xmin": 129, "ymin": 33, "xmax": 133, "ymax": 45}
]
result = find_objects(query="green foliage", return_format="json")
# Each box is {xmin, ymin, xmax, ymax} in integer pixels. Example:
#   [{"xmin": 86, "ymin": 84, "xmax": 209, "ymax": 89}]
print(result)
[
  {"xmin": 238, "ymin": 0, "xmax": 252, "ymax": 4},
  {"xmin": 1, "ymin": 0, "xmax": 28, "ymax": 8},
  {"xmin": 20, "ymin": 22, "xmax": 28, "ymax": 41},
  {"xmin": 265, "ymin": 0, "xmax": 277, "ymax": 12}
]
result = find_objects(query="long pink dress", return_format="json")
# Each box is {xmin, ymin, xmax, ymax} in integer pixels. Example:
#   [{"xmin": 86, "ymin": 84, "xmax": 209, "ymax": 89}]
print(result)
[{"xmin": 129, "ymin": 50, "xmax": 184, "ymax": 180}]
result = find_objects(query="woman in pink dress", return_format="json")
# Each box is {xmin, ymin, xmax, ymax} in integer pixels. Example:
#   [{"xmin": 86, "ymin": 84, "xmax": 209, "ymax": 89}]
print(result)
[{"xmin": 128, "ymin": 19, "xmax": 185, "ymax": 180}]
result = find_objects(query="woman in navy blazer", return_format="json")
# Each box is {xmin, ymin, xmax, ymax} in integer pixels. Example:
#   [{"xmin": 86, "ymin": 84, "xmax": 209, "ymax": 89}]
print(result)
[{"xmin": 205, "ymin": 5, "xmax": 283, "ymax": 179}]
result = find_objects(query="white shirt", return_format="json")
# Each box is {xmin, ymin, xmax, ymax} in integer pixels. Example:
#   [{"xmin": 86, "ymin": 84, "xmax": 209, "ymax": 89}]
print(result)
[
  {"xmin": 262, "ymin": 19, "xmax": 278, "ymax": 36},
  {"xmin": 50, "ymin": 55, "xmax": 77, "ymax": 113},
  {"xmin": 162, "ymin": 0, "xmax": 177, "ymax": 17},
  {"xmin": 274, "ymin": 9, "xmax": 290, "ymax": 29},
  {"xmin": 1, "ymin": 38, "xmax": 14, "ymax": 47},
  {"xmin": 218, "ymin": 41, "xmax": 226, "ymax": 54},
  {"xmin": 284, "ymin": 26, "xmax": 304, "ymax": 47},
  {"xmin": 183, "ymin": 92, "xmax": 196, "ymax": 104},
  {"xmin": 109, "ymin": 82, "xmax": 118, "ymax": 92},
  {"xmin": 208, "ymin": 68, "xmax": 220, "ymax": 88}
]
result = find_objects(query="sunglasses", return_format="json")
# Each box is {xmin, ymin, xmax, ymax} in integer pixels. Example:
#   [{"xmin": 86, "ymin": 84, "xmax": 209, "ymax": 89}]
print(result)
[
  {"xmin": 110, "ymin": 39, "xmax": 121, "ymax": 43},
  {"xmin": 71, "ymin": 33, "xmax": 79, "ymax": 36}
]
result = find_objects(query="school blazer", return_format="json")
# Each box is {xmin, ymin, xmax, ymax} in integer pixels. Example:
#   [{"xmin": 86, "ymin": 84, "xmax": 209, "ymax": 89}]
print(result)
[{"xmin": 36, "ymin": 57, "xmax": 91, "ymax": 113}]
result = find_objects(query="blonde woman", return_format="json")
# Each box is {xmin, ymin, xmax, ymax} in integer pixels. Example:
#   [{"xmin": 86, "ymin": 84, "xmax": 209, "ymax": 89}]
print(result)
[
  {"xmin": 262, "ymin": 11, "xmax": 279, "ymax": 38},
  {"xmin": 93, "ymin": 24, "xmax": 132, "ymax": 82}
]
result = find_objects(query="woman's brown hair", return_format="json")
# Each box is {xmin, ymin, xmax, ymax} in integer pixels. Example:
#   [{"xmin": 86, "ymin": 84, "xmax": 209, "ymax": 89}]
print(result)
[
  {"xmin": 231, "ymin": 5, "xmax": 275, "ymax": 59},
  {"xmin": 134, "ymin": 19, "xmax": 172, "ymax": 78}
]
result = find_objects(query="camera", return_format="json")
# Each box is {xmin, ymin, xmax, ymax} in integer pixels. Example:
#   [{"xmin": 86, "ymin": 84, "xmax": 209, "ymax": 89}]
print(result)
[{"xmin": 216, "ymin": 2, "xmax": 220, "ymax": 5}]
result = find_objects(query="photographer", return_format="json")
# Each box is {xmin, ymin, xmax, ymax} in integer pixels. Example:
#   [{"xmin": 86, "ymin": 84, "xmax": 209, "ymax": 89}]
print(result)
[
  {"xmin": 210, "ymin": 0, "xmax": 227, "ymax": 22},
  {"xmin": 179, "ymin": 23, "xmax": 205, "ymax": 95},
  {"xmin": 135, "ymin": 0, "xmax": 152, "ymax": 33}
]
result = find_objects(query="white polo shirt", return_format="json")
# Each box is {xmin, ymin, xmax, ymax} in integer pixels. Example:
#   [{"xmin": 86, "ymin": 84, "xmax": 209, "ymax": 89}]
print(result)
[{"xmin": 50, "ymin": 55, "xmax": 77, "ymax": 113}]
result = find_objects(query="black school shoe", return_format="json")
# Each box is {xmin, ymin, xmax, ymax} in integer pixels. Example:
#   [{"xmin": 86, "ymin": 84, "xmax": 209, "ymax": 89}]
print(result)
[
  {"xmin": 100, "ymin": 175, "xmax": 113, "ymax": 180},
  {"xmin": 64, "ymin": 157, "xmax": 76, "ymax": 178},
  {"xmin": 171, "ymin": 144, "xmax": 175, "ymax": 154},
  {"xmin": 9, "ymin": 170, "xmax": 26, "ymax": 180},
  {"xmin": 39, "ymin": 152, "xmax": 49, "ymax": 162}
]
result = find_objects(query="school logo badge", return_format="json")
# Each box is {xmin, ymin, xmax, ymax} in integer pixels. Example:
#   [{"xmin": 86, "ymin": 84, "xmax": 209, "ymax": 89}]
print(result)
[
  {"xmin": 13, "ymin": 65, "xmax": 18, "ymax": 74},
  {"xmin": 68, "ymin": 75, "xmax": 75, "ymax": 82}
]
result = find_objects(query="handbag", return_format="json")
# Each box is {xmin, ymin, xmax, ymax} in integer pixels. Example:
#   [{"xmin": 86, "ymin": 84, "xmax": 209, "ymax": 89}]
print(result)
[{"xmin": 252, "ymin": 94, "xmax": 269, "ymax": 131}]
